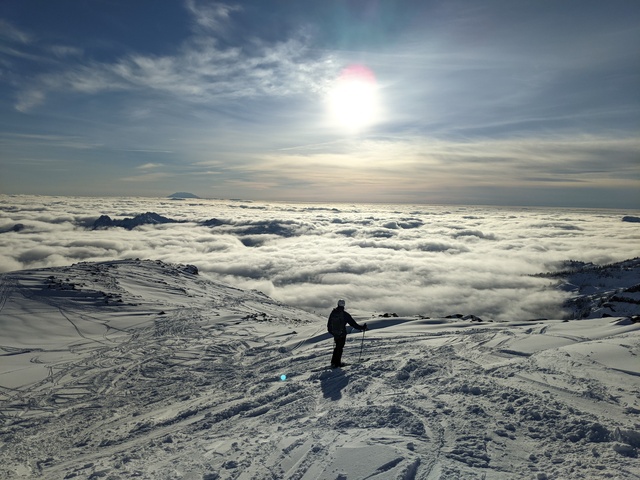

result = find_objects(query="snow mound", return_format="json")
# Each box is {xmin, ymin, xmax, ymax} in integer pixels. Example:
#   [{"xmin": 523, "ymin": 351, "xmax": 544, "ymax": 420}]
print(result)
[{"xmin": 0, "ymin": 259, "xmax": 639, "ymax": 479}]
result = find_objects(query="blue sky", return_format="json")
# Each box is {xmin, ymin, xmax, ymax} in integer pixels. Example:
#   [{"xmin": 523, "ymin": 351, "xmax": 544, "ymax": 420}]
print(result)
[{"xmin": 1, "ymin": 0, "xmax": 638, "ymax": 208}]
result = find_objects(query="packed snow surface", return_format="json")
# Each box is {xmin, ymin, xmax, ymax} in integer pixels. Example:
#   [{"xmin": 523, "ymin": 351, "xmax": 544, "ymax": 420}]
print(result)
[{"xmin": 0, "ymin": 259, "xmax": 639, "ymax": 479}]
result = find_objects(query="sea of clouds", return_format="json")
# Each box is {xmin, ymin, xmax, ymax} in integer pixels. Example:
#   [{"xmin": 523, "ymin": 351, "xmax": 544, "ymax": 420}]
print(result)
[{"xmin": 1, "ymin": 195, "xmax": 638, "ymax": 321}]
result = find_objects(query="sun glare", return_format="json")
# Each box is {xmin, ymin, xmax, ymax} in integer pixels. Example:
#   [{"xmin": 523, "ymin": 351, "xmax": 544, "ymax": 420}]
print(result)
[{"xmin": 327, "ymin": 64, "xmax": 380, "ymax": 133}]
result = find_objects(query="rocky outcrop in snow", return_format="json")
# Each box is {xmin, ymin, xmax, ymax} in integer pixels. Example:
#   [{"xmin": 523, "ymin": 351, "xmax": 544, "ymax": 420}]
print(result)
[
  {"xmin": 92, "ymin": 212, "xmax": 182, "ymax": 230},
  {"xmin": 541, "ymin": 258, "xmax": 640, "ymax": 319}
]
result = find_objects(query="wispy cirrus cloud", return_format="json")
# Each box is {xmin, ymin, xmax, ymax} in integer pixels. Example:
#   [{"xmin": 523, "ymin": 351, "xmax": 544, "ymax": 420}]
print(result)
[
  {"xmin": 0, "ymin": 132, "xmax": 102, "ymax": 150},
  {"xmin": 185, "ymin": 0, "xmax": 242, "ymax": 34},
  {"xmin": 10, "ymin": 3, "xmax": 336, "ymax": 113},
  {"xmin": 120, "ymin": 172, "xmax": 172, "ymax": 182},
  {"xmin": 14, "ymin": 37, "xmax": 334, "ymax": 111},
  {"xmin": 231, "ymin": 133, "xmax": 640, "ymax": 204},
  {"xmin": 136, "ymin": 163, "xmax": 165, "ymax": 169},
  {"xmin": 47, "ymin": 45, "xmax": 83, "ymax": 59},
  {"xmin": 0, "ymin": 19, "xmax": 32, "ymax": 44}
]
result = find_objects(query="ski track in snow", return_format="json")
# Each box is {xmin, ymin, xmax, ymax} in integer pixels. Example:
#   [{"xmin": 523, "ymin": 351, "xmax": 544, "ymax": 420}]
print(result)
[{"xmin": 0, "ymin": 260, "xmax": 639, "ymax": 479}]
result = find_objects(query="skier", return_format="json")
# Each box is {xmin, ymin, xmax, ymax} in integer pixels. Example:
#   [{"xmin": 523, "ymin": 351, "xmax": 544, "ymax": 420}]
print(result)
[{"xmin": 327, "ymin": 299, "xmax": 367, "ymax": 368}]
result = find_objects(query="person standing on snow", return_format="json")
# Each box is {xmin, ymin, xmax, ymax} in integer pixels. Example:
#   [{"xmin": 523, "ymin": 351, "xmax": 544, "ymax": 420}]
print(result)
[{"xmin": 327, "ymin": 299, "xmax": 367, "ymax": 368}]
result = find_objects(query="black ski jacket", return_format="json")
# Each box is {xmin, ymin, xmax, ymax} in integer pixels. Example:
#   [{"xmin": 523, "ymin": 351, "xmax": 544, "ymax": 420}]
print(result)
[{"xmin": 327, "ymin": 306, "xmax": 364, "ymax": 338}]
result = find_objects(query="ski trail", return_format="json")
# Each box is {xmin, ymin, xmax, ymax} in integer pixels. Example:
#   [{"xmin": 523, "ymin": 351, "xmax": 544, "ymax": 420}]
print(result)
[
  {"xmin": 0, "ymin": 276, "xmax": 13, "ymax": 314},
  {"xmin": 57, "ymin": 307, "xmax": 110, "ymax": 346}
]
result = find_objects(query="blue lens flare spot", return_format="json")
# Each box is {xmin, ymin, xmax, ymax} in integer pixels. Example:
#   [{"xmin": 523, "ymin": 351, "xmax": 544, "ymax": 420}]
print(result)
[{"xmin": 280, "ymin": 374, "xmax": 287, "ymax": 381}]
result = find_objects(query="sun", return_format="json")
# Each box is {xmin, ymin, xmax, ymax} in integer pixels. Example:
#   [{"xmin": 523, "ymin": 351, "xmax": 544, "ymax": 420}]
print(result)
[{"xmin": 327, "ymin": 64, "xmax": 380, "ymax": 133}]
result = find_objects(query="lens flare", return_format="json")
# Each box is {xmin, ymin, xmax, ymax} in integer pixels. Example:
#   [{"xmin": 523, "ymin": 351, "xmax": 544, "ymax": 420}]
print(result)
[{"xmin": 280, "ymin": 374, "xmax": 287, "ymax": 381}]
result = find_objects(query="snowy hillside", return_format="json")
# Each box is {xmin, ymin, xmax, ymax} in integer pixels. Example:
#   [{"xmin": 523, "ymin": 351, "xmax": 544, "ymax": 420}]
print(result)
[
  {"xmin": 543, "ymin": 257, "xmax": 640, "ymax": 320},
  {"xmin": 1, "ymin": 259, "xmax": 639, "ymax": 479}
]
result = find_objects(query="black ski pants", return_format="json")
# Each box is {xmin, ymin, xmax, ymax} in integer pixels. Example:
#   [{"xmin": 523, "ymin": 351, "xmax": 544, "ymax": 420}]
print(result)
[{"xmin": 331, "ymin": 335, "xmax": 346, "ymax": 366}]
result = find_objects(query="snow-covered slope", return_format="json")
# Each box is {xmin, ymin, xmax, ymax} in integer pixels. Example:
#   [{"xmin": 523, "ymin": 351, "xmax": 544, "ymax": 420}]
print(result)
[
  {"xmin": 0, "ymin": 260, "xmax": 639, "ymax": 479},
  {"xmin": 543, "ymin": 257, "xmax": 640, "ymax": 320}
]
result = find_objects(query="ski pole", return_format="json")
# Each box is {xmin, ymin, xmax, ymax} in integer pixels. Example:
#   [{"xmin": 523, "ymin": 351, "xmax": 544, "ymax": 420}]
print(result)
[{"xmin": 358, "ymin": 328, "xmax": 366, "ymax": 363}]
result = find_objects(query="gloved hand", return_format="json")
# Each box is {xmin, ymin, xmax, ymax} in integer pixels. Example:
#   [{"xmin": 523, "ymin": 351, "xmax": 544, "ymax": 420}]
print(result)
[{"xmin": 362, "ymin": 323, "xmax": 368, "ymax": 331}]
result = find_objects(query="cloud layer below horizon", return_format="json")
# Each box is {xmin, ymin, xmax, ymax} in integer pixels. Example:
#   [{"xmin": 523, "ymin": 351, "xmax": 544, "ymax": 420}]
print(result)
[{"xmin": 1, "ymin": 195, "xmax": 639, "ymax": 321}]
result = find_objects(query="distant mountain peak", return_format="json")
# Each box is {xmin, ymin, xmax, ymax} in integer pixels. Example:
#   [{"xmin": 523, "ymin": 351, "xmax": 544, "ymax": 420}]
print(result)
[{"xmin": 168, "ymin": 192, "xmax": 199, "ymax": 199}]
